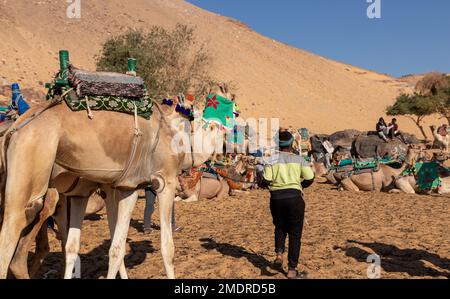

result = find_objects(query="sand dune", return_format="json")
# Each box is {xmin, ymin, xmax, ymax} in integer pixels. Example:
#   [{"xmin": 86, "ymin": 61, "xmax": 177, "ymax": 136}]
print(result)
[{"xmin": 0, "ymin": 0, "xmax": 443, "ymax": 135}]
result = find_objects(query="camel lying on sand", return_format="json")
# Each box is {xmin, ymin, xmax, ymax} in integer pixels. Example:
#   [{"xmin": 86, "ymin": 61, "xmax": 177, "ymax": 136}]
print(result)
[
  {"xmin": 176, "ymin": 156, "xmax": 255, "ymax": 202},
  {"xmin": 327, "ymin": 149, "xmax": 420, "ymax": 193},
  {"xmin": 177, "ymin": 175, "xmax": 230, "ymax": 202},
  {"xmin": 0, "ymin": 84, "xmax": 230, "ymax": 279}
]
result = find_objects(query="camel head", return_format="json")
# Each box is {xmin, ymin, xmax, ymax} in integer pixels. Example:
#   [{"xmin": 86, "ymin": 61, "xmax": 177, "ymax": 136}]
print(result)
[
  {"xmin": 167, "ymin": 83, "xmax": 237, "ymax": 170},
  {"xmin": 405, "ymin": 147, "xmax": 421, "ymax": 166},
  {"xmin": 207, "ymin": 82, "xmax": 234, "ymax": 101}
]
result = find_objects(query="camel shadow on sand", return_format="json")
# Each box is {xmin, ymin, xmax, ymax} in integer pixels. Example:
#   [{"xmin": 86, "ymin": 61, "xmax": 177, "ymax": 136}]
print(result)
[
  {"xmin": 200, "ymin": 238, "xmax": 281, "ymax": 277},
  {"xmin": 340, "ymin": 240, "xmax": 450, "ymax": 278},
  {"xmin": 37, "ymin": 239, "xmax": 155, "ymax": 279},
  {"xmin": 130, "ymin": 219, "xmax": 160, "ymax": 233}
]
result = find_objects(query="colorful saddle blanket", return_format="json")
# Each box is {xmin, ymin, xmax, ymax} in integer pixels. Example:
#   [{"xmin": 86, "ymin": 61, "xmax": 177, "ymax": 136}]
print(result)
[
  {"xmin": 64, "ymin": 90, "xmax": 153, "ymax": 120},
  {"xmin": 414, "ymin": 161, "xmax": 442, "ymax": 191},
  {"xmin": 354, "ymin": 159, "xmax": 379, "ymax": 170}
]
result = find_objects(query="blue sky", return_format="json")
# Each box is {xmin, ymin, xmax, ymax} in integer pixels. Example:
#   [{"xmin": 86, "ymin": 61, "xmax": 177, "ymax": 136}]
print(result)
[{"xmin": 188, "ymin": 0, "xmax": 450, "ymax": 77}]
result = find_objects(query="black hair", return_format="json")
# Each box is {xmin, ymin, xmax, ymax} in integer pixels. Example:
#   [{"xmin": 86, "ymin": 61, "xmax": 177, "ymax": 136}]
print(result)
[{"xmin": 279, "ymin": 131, "xmax": 294, "ymax": 150}]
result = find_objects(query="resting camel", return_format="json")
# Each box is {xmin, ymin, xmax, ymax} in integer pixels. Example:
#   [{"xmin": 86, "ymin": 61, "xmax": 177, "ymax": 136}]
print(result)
[
  {"xmin": 176, "ymin": 155, "xmax": 255, "ymax": 202},
  {"xmin": 328, "ymin": 149, "xmax": 420, "ymax": 193},
  {"xmin": 430, "ymin": 125, "xmax": 449, "ymax": 153},
  {"xmin": 177, "ymin": 174, "xmax": 230, "ymax": 202},
  {"xmin": 0, "ymin": 83, "xmax": 230, "ymax": 279}
]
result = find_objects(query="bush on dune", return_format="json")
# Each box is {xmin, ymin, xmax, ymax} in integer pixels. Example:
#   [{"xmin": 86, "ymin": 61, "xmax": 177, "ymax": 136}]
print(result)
[{"xmin": 96, "ymin": 24, "xmax": 216, "ymax": 101}]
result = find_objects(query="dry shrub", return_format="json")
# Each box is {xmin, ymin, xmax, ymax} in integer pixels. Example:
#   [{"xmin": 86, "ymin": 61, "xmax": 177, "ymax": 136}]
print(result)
[{"xmin": 96, "ymin": 24, "xmax": 216, "ymax": 101}]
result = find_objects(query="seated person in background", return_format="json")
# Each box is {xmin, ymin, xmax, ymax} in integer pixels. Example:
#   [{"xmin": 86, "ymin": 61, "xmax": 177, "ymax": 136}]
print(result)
[
  {"xmin": 376, "ymin": 117, "xmax": 389, "ymax": 142},
  {"xmin": 322, "ymin": 140, "xmax": 334, "ymax": 169},
  {"xmin": 388, "ymin": 118, "xmax": 406, "ymax": 143}
]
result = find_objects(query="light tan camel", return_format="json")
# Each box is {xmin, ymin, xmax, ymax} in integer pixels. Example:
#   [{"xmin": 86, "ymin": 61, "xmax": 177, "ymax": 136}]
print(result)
[
  {"xmin": 430, "ymin": 125, "xmax": 449, "ymax": 153},
  {"xmin": 177, "ymin": 175, "xmax": 230, "ymax": 202},
  {"xmin": 0, "ymin": 112, "xmax": 108, "ymax": 279},
  {"xmin": 176, "ymin": 155, "xmax": 255, "ymax": 202},
  {"xmin": 330, "ymin": 149, "xmax": 420, "ymax": 193},
  {"xmin": 0, "ymin": 85, "xmax": 229, "ymax": 279},
  {"xmin": 5, "ymin": 171, "xmax": 120, "ymax": 279}
]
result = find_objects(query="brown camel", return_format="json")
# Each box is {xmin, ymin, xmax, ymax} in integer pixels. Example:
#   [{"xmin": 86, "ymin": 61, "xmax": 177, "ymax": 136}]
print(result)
[{"xmin": 176, "ymin": 155, "xmax": 255, "ymax": 202}]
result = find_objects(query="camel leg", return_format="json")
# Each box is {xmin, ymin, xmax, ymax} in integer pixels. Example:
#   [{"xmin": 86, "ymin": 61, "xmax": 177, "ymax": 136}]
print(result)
[
  {"xmin": 106, "ymin": 190, "xmax": 137, "ymax": 279},
  {"xmin": 29, "ymin": 224, "xmax": 50, "ymax": 278},
  {"xmin": 157, "ymin": 183, "xmax": 176, "ymax": 279},
  {"xmin": 340, "ymin": 178, "xmax": 360, "ymax": 192},
  {"xmin": 64, "ymin": 196, "xmax": 89, "ymax": 279},
  {"xmin": 216, "ymin": 179, "xmax": 230, "ymax": 200},
  {"xmin": 183, "ymin": 184, "xmax": 199, "ymax": 202},
  {"xmin": 0, "ymin": 132, "xmax": 58, "ymax": 278},
  {"xmin": 52, "ymin": 196, "xmax": 69, "ymax": 247},
  {"xmin": 394, "ymin": 177, "xmax": 416, "ymax": 194},
  {"xmin": 103, "ymin": 188, "xmax": 128, "ymax": 279},
  {"xmin": 9, "ymin": 189, "xmax": 59, "ymax": 279}
]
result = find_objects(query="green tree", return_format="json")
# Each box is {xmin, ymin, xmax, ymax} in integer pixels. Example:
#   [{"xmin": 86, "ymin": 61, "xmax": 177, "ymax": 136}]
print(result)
[
  {"xmin": 96, "ymin": 24, "xmax": 214, "ymax": 100},
  {"xmin": 386, "ymin": 93, "xmax": 437, "ymax": 140},
  {"xmin": 435, "ymin": 86, "xmax": 450, "ymax": 124},
  {"xmin": 415, "ymin": 73, "xmax": 450, "ymax": 124},
  {"xmin": 387, "ymin": 73, "xmax": 450, "ymax": 140}
]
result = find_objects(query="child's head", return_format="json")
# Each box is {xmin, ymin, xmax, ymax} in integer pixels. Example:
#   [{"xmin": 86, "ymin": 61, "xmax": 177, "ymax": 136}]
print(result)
[{"xmin": 278, "ymin": 131, "xmax": 294, "ymax": 151}]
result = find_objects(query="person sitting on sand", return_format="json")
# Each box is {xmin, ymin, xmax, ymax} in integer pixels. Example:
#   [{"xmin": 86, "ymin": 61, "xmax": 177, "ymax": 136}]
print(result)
[
  {"xmin": 262, "ymin": 131, "xmax": 315, "ymax": 279},
  {"xmin": 376, "ymin": 117, "xmax": 389, "ymax": 143}
]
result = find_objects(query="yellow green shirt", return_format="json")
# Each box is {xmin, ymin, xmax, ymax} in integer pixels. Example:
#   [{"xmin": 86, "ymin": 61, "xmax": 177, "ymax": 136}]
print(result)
[{"xmin": 263, "ymin": 152, "xmax": 315, "ymax": 191}]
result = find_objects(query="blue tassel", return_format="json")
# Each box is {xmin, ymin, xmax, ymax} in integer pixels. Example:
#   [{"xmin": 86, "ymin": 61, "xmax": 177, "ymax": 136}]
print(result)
[
  {"xmin": 10, "ymin": 83, "xmax": 30, "ymax": 116},
  {"xmin": 162, "ymin": 98, "xmax": 174, "ymax": 106}
]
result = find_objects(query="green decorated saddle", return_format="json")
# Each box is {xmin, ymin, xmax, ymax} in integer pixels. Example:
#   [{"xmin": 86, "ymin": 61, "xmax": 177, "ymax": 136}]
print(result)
[
  {"xmin": 64, "ymin": 91, "xmax": 153, "ymax": 120},
  {"xmin": 332, "ymin": 155, "xmax": 403, "ymax": 172},
  {"xmin": 403, "ymin": 161, "xmax": 442, "ymax": 192},
  {"xmin": 45, "ymin": 50, "xmax": 153, "ymax": 119}
]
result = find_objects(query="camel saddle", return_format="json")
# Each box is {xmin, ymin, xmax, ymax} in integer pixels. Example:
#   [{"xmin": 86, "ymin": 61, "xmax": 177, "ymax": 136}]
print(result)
[{"xmin": 68, "ymin": 66, "xmax": 145, "ymax": 99}]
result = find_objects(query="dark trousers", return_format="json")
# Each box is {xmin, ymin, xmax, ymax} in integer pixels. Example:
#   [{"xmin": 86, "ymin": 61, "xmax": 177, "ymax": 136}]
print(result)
[
  {"xmin": 144, "ymin": 187, "xmax": 175, "ymax": 230},
  {"xmin": 270, "ymin": 189, "xmax": 306, "ymax": 270}
]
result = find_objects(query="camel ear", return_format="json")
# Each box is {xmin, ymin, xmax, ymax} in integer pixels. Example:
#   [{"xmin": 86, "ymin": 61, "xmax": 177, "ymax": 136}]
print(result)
[{"xmin": 219, "ymin": 84, "xmax": 225, "ymax": 94}]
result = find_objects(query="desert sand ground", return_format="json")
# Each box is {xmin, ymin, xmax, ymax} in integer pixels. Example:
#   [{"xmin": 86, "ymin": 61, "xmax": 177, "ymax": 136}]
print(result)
[{"xmin": 37, "ymin": 183, "xmax": 449, "ymax": 279}]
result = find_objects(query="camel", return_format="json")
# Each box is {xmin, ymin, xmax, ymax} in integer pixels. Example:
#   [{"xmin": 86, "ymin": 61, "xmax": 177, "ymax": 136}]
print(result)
[
  {"xmin": 3, "ymin": 164, "xmax": 122, "ymax": 279},
  {"xmin": 0, "ymin": 83, "xmax": 230, "ymax": 279},
  {"xmin": 0, "ymin": 108, "xmax": 109, "ymax": 279},
  {"xmin": 176, "ymin": 154, "xmax": 256, "ymax": 202},
  {"xmin": 177, "ymin": 174, "xmax": 230, "ymax": 202},
  {"xmin": 329, "ymin": 149, "xmax": 420, "ymax": 193},
  {"xmin": 430, "ymin": 125, "xmax": 449, "ymax": 153}
]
